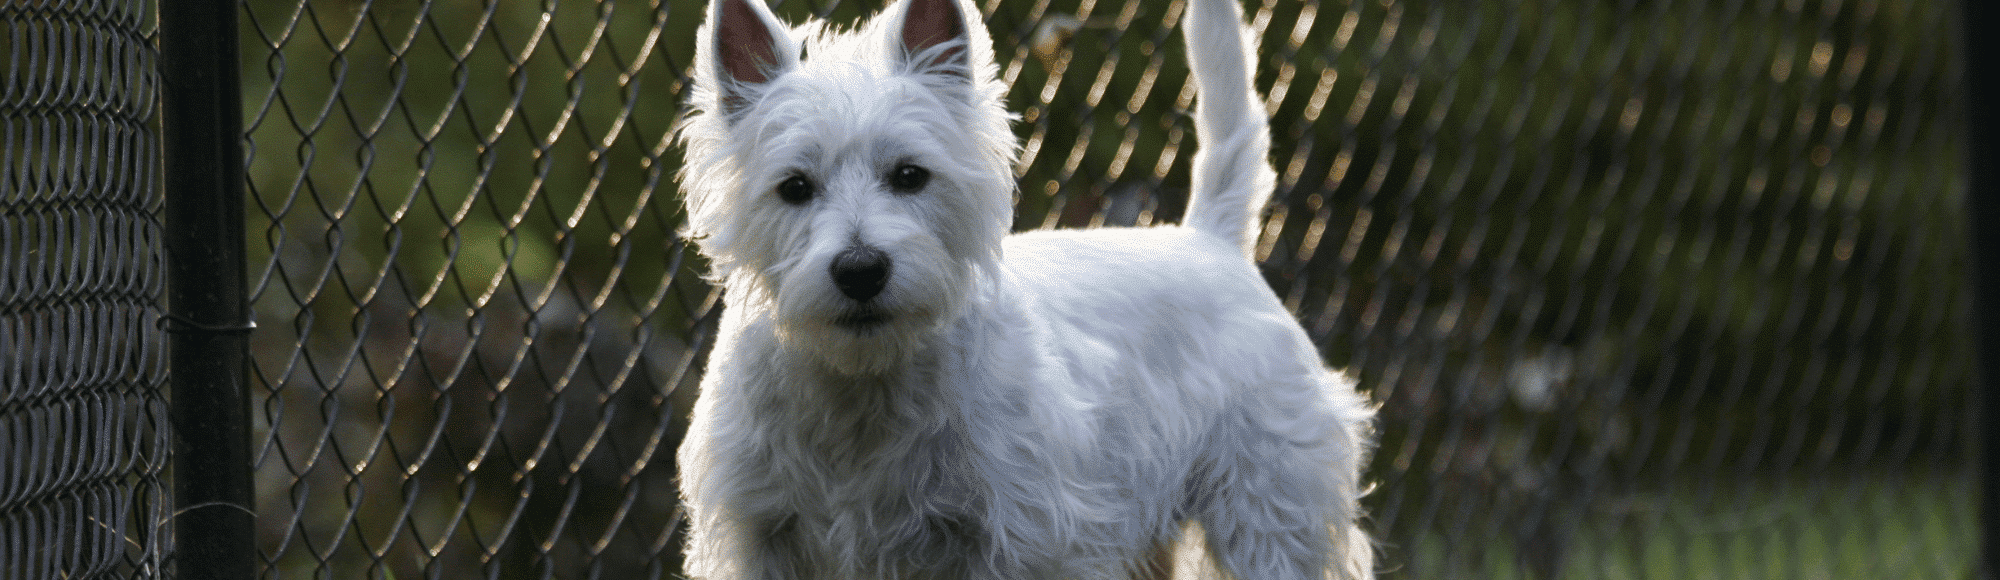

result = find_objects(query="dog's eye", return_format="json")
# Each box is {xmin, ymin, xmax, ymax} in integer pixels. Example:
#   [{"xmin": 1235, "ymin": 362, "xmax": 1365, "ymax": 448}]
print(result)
[
  {"xmin": 776, "ymin": 175, "xmax": 815, "ymax": 205},
  {"xmin": 887, "ymin": 164, "xmax": 930, "ymax": 193}
]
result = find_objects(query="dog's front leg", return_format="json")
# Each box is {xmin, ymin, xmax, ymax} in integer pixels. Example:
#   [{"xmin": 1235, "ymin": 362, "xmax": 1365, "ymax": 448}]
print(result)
[
  {"xmin": 681, "ymin": 509, "xmax": 816, "ymax": 580},
  {"xmin": 715, "ymin": 513, "xmax": 816, "ymax": 580}
]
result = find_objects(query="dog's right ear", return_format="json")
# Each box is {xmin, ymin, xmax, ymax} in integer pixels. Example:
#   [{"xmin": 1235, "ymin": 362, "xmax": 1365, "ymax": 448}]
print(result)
[{"xmin": 701, "ymin": 0, "xmax": 795, "ymax": 120}]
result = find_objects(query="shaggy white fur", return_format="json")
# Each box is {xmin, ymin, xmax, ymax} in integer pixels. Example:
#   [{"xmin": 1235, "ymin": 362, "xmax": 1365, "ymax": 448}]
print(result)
[{"xmin": 674, "ymin": 0, "xmax": 1376, "ymax": 578}]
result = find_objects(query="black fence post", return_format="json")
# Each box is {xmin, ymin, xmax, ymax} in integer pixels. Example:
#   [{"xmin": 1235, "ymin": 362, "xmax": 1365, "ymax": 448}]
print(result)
[
  {"xmin": 1963, "ymin": 0, "xmax": 1999, "ymax": 578},
  {"xmin": 158, "ymin": 0, "xmax": 256, "ymax": 577}
]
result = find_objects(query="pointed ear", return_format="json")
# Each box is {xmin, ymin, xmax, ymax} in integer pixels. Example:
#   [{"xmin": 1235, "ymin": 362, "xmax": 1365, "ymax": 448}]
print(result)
[
  {"xmin": 896, "ymin": 0, "xmax": 972, "ymax": 76},
  {"xmin": 704, "ymin": 0, "xmax": 794, "ymax": 119}
]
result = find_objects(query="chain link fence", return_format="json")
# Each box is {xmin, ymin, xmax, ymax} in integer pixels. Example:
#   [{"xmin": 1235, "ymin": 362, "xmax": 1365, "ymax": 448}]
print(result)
[
  {"xmin": 0, "ymin": 0, "xmax": 170, "ymax": 578},
  {"xmin": 235, "ymin": 0, "xmax": 1976, "ymax": 577},
  {"xmin": 0, "ymin": 0, "xmax": 1975, "ymax": 577}
]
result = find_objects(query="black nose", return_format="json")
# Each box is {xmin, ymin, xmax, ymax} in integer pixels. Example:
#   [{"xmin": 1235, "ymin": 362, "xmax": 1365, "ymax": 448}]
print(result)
[{"xmin": 829, "ymin": 246, "xmax": 891, "ymax": 301}]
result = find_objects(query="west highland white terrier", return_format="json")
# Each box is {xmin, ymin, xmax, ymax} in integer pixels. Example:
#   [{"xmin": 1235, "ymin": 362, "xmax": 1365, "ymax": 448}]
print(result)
[{"xmin": 674, "ymin": 0, "xmax": 1375, "ymax": 578}]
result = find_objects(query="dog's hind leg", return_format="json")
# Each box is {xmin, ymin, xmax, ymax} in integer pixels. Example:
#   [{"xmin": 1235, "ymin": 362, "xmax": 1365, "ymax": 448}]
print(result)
[{"xmin": 1187, "ymin": 401, "xmax": 1374, "ymax": 580}]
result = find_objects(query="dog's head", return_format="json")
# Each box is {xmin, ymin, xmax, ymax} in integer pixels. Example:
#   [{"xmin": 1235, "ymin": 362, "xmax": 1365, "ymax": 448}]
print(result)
[{"xmin": 678, "ymin": 0, "xmax": 1019, "ymax": 374}]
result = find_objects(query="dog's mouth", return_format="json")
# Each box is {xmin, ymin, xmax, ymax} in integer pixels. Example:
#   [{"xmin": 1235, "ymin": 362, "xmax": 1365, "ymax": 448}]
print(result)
[{"xmin": 833, "ymin": 307, "xmax": 891, "ymax": 330}]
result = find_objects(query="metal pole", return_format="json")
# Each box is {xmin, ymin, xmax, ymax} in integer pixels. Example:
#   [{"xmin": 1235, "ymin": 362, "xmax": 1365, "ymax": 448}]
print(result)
[
  {"xmin": 1960, "ymin": 0, "xmax": 1999, "ymax": 578},
  {"xmin": 158, "ymin": 0, "xmax": 256, "ymax": 576}
]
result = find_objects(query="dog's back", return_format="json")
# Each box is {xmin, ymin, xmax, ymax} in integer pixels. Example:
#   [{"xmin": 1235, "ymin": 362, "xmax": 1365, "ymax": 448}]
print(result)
[{"xmin": 1001, "ymin": 223, "xmax": 1374, "ymax": 580}]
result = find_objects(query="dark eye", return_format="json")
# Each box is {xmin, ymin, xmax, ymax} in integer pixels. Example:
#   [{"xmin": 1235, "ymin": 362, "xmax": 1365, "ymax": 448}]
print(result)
[
  {"xmin": 887, "ymin": 164, "xmax": 930, "ymax": 193},
  {"xmin": 776, "ymin": 175, "xmax": 815, "ymax": 205}
]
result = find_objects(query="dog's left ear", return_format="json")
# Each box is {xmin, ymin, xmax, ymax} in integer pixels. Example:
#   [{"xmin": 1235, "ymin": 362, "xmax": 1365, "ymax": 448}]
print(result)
[{"xmin": 894, "ymin": 0, "xmax": 973, "ymax": 78}]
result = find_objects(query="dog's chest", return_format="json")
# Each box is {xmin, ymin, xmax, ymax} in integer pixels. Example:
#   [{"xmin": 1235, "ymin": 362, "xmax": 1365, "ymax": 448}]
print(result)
[{"xmin": 774, "ymin": 419, "xmax": 988, "ymax": 574}]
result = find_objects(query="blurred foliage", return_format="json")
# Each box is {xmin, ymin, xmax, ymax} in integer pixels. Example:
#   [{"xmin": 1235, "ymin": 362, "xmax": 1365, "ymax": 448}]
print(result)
[{"xmin": 232, "ymin": 0, "xmax": 1972, "ymax": 577}]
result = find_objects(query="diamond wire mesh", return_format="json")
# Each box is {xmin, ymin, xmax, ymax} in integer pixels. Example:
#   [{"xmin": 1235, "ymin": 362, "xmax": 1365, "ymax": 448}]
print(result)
[
  {"xmin": 236, "ymin": 0, "xmax": 1973, "ymax": 577},
  {"xmin": 0, "ymin": 0, "xmax": 170, "ymax": 578}
]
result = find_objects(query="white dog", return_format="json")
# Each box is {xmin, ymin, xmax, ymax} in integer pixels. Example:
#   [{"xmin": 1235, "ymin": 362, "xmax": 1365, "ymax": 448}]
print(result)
[{"xmin": 674, "ymin": 0, "xmax": 1375, "ymax": 578}]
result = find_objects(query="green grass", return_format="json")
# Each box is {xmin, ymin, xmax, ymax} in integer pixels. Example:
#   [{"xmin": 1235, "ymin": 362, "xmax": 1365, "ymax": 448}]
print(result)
[{"xmin": 1396, "ymin": 471, "xmax": 1975, "ymax": 580}]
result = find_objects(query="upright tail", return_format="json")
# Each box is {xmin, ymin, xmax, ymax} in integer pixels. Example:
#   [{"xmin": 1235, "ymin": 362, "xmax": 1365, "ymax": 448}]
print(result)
[{"xmin": 1181, "ymin": 0, "xmax": 1277, "ymax": 255}]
